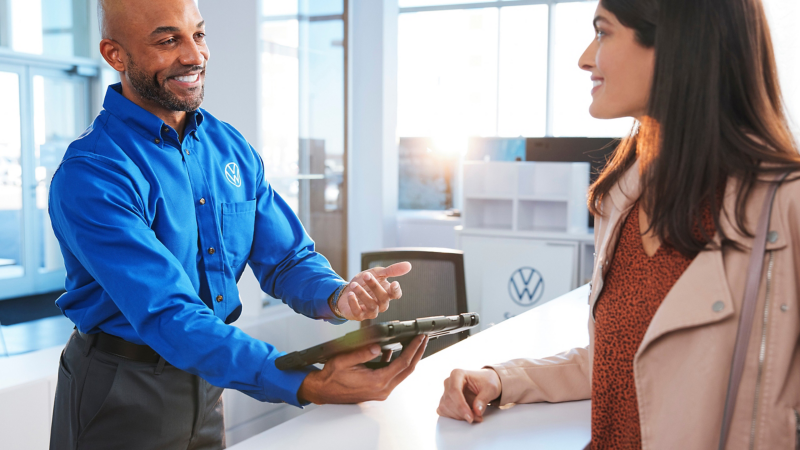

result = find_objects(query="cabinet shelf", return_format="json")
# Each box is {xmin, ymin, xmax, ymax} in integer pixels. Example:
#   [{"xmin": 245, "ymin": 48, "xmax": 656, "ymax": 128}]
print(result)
[{"xmin": 461, "ymin": 161, "xmax": 589, "ymax": 234}]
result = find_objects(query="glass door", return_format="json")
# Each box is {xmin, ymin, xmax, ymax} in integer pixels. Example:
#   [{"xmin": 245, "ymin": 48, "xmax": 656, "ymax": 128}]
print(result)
[
  {"xmin": 0, "ymin": 64, "xmax": 30, "ymax": 296},
  {"xmin": 261, "ymin": 0, "xmax": 348, "ymax": 277},
  {"xmin": 30, "ymin": 68, "xmax": 90, "ymax": 290},
  {"xmin": 0, "ymin": 63, "xmax": 90, "ymax": 299}
]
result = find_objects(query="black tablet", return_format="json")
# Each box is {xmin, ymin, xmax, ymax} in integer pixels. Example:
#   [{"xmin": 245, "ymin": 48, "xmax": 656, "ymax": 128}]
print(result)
[{"xmin": 275, "ymin": 312, "xmax": 480, "ymax": 371}]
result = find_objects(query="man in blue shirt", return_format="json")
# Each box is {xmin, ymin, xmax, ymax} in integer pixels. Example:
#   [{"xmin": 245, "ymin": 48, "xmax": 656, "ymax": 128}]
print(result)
[{"xmin": 48, "ymin": 1, "xmax": 427, "ymax": 448}]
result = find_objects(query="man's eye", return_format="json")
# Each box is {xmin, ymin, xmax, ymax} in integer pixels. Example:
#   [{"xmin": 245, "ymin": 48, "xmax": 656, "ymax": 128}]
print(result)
[
  {"xmin": 195, "ymin": 33, "xmax": 205, "ymax": 40},
  {"xmin": 162, "ymin": 38, "xmax": 177, "ymax": 45}
]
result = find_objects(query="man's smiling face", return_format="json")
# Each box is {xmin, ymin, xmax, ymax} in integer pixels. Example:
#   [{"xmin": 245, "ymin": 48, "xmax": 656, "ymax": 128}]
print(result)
[{"xmin": 100, "ymin": 0, "xmax": 210, "ymax": 113}]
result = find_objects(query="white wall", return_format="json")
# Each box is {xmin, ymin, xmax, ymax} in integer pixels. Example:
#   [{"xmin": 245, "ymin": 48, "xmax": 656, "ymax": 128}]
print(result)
[
  {"xmin": 347, "ymin": 0, "xmax": 400, "ymax": 277},
  {"xmin": 764, "ymin": 0, "xmax": 800, "ymax": 139},
  {"xmin": 197, "ymin": 0, "xmax": 261, "ymax": 146}
]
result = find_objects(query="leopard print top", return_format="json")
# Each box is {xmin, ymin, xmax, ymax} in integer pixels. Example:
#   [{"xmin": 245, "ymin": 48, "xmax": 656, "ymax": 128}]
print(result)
[{"xmin": 590, "ymin": 200, "xmax": 716, "ymax": 449}]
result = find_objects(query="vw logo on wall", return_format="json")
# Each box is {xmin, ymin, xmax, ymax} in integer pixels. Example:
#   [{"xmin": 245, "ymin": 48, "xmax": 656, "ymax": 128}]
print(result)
[
  {"xmin": 225, "ymin": 162, "xmax": 242, "ymax": 187},
  {"xmin": 508, "ymin": 267, "xmax": 545, "ymax": 307}
]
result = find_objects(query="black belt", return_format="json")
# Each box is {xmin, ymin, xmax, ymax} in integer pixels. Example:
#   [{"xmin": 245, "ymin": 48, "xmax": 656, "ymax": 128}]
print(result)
[{"xmin": 77, "ymin": 329, "xmax": 163, "ymax": 364}]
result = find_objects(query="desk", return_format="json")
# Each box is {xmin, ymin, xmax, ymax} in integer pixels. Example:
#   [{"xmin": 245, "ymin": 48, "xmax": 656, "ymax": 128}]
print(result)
[{"xmin": 230, "ymin": 285, "xmax": 591, "ymax": 450}]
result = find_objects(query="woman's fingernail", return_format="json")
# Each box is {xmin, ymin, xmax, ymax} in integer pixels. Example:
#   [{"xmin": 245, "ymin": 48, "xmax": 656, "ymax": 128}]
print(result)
[
  {"xmin": 350, "ymin": 282, "xmax": 358, "ymax": 289},
  {"xmin": 476, "ymin": 401, "xmax": 484, "ymax": 412},
  {"xmin": 364, "ymin": 273, "xmax": 371, "ymax": 281},
  {"xmin": 370, "ymin": 346, "xmax": 381, "ymax": 355}
]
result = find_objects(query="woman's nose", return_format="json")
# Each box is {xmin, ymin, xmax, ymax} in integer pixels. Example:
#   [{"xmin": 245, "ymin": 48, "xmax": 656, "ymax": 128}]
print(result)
[{"xmin": 579, "ymin": 39, "xmax": 598, "ymax": 72}]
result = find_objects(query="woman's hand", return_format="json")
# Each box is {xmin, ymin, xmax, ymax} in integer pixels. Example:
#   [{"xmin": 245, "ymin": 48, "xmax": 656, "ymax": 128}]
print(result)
[{"xmin": 437, "ymin": 368, "xmax": 502, "ymax": 424}]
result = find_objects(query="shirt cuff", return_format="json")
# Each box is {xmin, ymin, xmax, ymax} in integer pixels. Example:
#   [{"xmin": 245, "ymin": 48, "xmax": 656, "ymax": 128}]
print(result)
[{"xmin": 261, "ymin": 355, "xmax": 319, "ymax": 407}]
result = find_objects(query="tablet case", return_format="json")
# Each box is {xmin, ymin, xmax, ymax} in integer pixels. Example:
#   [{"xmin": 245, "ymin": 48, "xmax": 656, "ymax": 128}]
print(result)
[{"xmin": 275, "ymin": 312, "xmax": 480, "ymax": 370}]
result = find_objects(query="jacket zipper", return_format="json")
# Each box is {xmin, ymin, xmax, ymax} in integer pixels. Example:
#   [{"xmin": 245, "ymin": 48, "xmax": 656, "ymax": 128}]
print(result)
[
  {"xmin": 749, "ymin": 250, "xmax": 775, "ymax": 450},
  {"xmin": 795, "ymin": 410, "xmax": 800, "ymax": 450}
]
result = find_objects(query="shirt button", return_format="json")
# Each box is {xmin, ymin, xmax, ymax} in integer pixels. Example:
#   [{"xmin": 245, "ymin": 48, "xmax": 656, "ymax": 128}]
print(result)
[
  {"xmin": 162, "ymin": 126, "xmax": 169, "ymax": 133},
  {"xmin": 208, "ymin": 247, "xmax": 215, "ymax": 255},
  {"xmin": 712, "ymin": 301, "xmax": 725, "ymax": 312},
  {"xmin": 154, "ymin": 138, "xmax": 160, "ymax": 144},
  {"xmin": 185, "ymin": 150, "xmax": 190, "ymax": 155},
  {"xmin": 199, "ymin": 198, "xmax": 206, "ymax": 205},
  {"xmin": 216, "ymin": 295, "xmax": 223, "ymax": 303}
]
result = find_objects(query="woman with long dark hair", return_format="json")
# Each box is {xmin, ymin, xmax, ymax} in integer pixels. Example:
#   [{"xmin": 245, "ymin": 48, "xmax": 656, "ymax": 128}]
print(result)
[{"xmin": 436, "ymin": 0, "xmax": 800, "ymax": 448}]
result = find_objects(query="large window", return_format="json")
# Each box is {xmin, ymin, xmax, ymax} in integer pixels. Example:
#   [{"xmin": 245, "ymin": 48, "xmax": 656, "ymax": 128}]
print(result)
[
  {"xmin": 397, "ymin": 0, "xmax": 631, "ymax": 211},
  {"xmin": 261, "ymin": 0, "xmax": 348, "ymax": 276},
  {"xmin": 0, "ymin": 0, "xmax": 91, "ymax": 58},
  {"xmin": 0, "ymin": 1, "xmax": 98, "ymax": 299},
  {"xmin": 398, "ymin": 0, "xmax": 800, "ymax": 211}
]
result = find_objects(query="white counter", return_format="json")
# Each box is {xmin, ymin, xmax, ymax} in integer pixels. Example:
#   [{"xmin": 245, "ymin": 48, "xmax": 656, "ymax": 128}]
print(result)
[{"xmin": 230, "ymin": 284, "xmax": 592, "ymax": 450}]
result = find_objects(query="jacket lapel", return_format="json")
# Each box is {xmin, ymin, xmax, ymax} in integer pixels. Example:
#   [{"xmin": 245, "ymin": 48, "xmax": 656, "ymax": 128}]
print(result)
[
  {"xmin": 589, "ymin": 161, "xmax": 640, "ymax": 312},
  {"xmin": 635, "ymin": 174, "xmax": 788, "ymax": 356},
  {"xmin": 637, "ymin": 248, "xmax": 735, "ymax": 355}
]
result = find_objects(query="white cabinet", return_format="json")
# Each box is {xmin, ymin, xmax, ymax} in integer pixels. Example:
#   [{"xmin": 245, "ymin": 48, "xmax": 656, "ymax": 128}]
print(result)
[
  {"xmin": 462, "ymin": 161, "xmax": 590, "ymax": 234},
  {"xmin": 458, "ymin": 162, "xmax": 595, "ymax": 328},
  {"xmin": 458, "ymin": 230, "xmax": 593, "ymax": 330}
]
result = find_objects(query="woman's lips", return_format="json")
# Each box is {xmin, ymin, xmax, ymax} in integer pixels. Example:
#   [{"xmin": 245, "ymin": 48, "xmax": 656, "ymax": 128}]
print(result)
[{"xmin": 591, "ymin": 78, "xmax": 604, "ymax": 95}]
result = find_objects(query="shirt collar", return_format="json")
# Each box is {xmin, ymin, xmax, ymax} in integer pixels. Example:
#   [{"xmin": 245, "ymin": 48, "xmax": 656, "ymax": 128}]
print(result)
[{"xmin": 102, "ymin": 83, "xmax": 204, "ymax": 143}]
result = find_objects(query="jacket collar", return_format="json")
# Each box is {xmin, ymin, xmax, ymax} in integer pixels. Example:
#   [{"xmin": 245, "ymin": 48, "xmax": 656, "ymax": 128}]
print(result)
[
  {"xmin": 602, "ymin": 160, "xmax": 788, "ymax": 252},
  {"xmin": 604, "ymin": 159, "xmax": 642, "ymax": 216}
]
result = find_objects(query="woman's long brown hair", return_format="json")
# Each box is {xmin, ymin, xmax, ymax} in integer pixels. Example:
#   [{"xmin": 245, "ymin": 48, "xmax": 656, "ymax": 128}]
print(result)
[{"xmin": 588, "ymin": 0, "xmax": 800, "ymax": 255}]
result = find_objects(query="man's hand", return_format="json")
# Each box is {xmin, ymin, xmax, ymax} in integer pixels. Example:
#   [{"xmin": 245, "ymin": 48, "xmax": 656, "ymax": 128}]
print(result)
[
  {"xmin": 337, "ymin": 262, "xmax": 412, "ymax": 321},
  {"xmin": 437, "ymin": 368, "xmax": 502, "ymax": 424},
  {"xmin": 297, "ymin": 335, "xmax": 428, "ymax": 404}
]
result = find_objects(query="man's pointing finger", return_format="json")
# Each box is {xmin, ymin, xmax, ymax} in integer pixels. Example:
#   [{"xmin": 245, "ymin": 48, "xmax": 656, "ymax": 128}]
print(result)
[{"xmin": 375, "ymin": 261, "xmax": 412, "ymax": 279}]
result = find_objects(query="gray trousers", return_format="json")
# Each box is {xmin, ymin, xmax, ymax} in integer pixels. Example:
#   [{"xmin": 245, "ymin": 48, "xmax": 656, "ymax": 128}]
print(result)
[{"xmin": 50, "ymin": 331, "xmax": 225, "ymax": 450}]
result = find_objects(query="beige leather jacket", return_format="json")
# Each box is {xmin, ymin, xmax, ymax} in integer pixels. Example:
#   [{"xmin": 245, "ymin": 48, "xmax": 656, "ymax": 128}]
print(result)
[{"xmin": 489, "ymin": 161, "xmax": 800, "ymax": 449}]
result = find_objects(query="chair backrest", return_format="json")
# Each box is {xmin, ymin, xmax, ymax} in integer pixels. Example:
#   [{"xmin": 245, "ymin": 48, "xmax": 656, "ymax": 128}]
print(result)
[{"xmin": 361, "ymin": 248, "xmax": 468, "ymax": 358}]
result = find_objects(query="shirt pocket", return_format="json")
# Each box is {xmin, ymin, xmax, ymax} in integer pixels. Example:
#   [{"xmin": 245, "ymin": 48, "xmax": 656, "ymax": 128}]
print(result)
[{"xmin": 221, "ymin": 200, "xmax": 257, "ymax": 268}]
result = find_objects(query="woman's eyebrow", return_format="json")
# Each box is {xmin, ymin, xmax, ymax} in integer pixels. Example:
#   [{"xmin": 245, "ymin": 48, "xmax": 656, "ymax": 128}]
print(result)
[{"xmin": 593, "ymin": 15, "xmax": 612, "ymax": 29}]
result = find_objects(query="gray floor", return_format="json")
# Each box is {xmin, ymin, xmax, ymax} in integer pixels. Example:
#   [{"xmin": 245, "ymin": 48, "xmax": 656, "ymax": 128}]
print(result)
[{"xmin": 0, "ymin": 315, "xmax": 73, "ymax": 357}]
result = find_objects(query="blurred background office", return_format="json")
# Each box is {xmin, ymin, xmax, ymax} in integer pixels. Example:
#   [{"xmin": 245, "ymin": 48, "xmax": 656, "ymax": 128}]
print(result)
[{"xmin": 0, "ymin": 0, "xmax": 797, "ymax": 446}]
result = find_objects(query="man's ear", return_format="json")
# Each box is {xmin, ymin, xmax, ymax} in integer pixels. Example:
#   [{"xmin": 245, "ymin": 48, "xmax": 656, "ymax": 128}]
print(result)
[{"xmin": 99, "ymin": 39, "xmax": 126, "ymax": 72}]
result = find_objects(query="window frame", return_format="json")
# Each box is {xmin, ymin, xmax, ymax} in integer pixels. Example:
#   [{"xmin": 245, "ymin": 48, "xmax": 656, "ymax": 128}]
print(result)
[
  {"xmin": 260, "ymin": 1, "xmax": 350, "ymax": 282},
  {"xmin": 398, "ymin": 0, "xmax": 597, "ymax": 138},
  {"xmin": 0, "ymin": 35, "xmax": 99, "ymax": 301}
]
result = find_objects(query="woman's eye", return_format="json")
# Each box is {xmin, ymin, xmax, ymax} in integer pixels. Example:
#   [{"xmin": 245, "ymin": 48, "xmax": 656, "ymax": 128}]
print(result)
[{"xmin": 595, "ymin": 30, "xmax": 606, "ymax": 40}]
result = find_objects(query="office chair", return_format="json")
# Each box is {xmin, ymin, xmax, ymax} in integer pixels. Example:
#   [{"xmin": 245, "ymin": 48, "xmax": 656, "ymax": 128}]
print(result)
[{"xmin": 361, "ymin": 248, "xmax": 469, "ymax": 358}]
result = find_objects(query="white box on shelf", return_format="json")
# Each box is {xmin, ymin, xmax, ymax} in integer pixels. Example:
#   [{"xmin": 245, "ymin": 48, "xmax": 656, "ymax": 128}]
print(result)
[
  {"xmin": 462, "ymin": 162, "xmax": 518, "ymax": 198},
  {"xmin": 464, "ymin": 198, "xmax": 514, "ymax": 230}
]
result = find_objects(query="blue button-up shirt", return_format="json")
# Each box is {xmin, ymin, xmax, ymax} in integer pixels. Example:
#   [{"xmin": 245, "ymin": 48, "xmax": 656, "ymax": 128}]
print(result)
[{"xmin": 49, "ymin": 83, "xmax": 347, "ymax": 406}]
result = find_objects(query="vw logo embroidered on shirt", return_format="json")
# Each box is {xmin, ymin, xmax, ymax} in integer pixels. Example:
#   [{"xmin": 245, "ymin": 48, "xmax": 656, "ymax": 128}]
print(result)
[
  {"xmin": 508, "ymin": 267, "xmax": 545, "ymax": 307},
  {"xmin": 224, "ymin": 162, "xmax": 242, "ymax": 187}
]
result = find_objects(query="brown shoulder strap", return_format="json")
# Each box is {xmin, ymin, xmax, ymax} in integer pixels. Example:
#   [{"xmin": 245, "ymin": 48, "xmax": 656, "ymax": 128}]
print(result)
[{"xmin": 718, "ymin": 172, "xmax": 789, "ymax": 449}]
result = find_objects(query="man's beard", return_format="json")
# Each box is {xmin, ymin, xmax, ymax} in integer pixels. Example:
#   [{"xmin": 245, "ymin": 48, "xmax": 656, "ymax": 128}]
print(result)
[{"xmin": 126, "ymin": 52, "xmax": 205, "ymax": 112}]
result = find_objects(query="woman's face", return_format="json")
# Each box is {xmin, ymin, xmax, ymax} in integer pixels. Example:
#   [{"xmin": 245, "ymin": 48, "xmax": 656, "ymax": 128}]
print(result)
[{"xmin": 579, "ymin": 4, "xmax": 655, "ymax": 120}]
